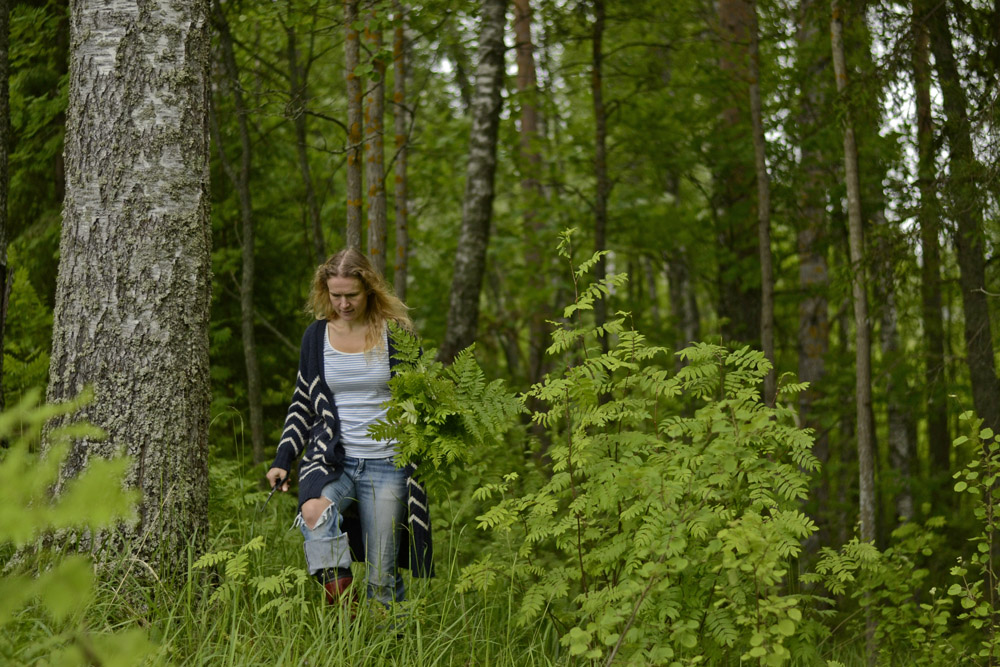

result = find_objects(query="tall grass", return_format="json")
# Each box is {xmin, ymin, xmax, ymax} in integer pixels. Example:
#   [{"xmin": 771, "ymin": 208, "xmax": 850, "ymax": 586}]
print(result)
[{"xmin": 75, "ymin": 462, "xmax": 563, "ymax": 666}]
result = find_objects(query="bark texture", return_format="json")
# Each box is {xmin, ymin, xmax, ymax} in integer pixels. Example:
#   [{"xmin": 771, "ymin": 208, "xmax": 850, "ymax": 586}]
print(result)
[
  {"xmin": 0, "ymin": 0, "xmax": 9, "ymax": 411},
  {"xmin": 364, "ymin": 5, "xmax": 387, "ymax": 275},
  {"xmin": 912, "ymin": 5, "xmax": 949, "ymax": 475},
  {"xmin": 714, "ymin": 0, "xmax": 760, "ymax": 347},
  {"xmin": 437, "ymin": 0, "xmax": 506, "ymax": 363},
  {"xmin": 345, "ymin": 0, "xmax": 363, "ymax": 250},
  {"xmin": 47, "ymin": 0, "xmax": 212, "ymax": 576},
  {"xmin": 392, "ymin": 0, "xmax": 409, "ymax": 301},
  {"xmin": 746, "ymin": 0, "xmax": 775, "ymax": 404},
  {"xmin": 925, "ymin": 0, "xmax": 1000, "ymax": 436},
  {"xmin": 212, "ymin": 0, "xmax": 265, "ymax": 466},
  {"xmin": 831, "ymin": 0, "xmax": 876, "ymax": 547}
]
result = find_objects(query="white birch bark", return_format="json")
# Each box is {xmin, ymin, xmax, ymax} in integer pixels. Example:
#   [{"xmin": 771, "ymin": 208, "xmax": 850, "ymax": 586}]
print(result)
[
  {"xmin": 47, "ymin": 0, "xmax": 212, "ymax": 576},
  {"xmin": 438, "ymin": 0, "xmax": 506, "ymax": 363}
]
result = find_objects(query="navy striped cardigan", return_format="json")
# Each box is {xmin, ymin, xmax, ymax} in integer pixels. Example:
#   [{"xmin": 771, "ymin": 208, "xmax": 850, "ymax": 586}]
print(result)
[{"xmin": 271, "ymin": 319, "xmax": 433, "ymax": 577}]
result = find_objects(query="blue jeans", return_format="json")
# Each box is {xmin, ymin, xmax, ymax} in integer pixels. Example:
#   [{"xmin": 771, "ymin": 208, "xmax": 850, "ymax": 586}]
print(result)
[{"xmin": 297, "ymin": 456, "xmax": 407, "ymax": 605}]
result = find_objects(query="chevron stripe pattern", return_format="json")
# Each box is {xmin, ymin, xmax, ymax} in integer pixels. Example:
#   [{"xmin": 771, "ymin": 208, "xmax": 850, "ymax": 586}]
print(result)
[{"xmin": 270, "ymin": 319, "xmax": 433, "ymax": 578}]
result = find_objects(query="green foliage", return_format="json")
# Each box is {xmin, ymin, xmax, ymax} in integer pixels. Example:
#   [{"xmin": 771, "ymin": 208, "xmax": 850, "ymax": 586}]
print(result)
[
  {"xmin": 3, "ymin": 257, "xmax": 54, "ymax": 409},
  {"xmin": 460, "ymin": 235, "xmax": 820, "ymax": 664},
  {"xmin": 804, "ymin": 518, "xmax": 959, "ymax": 664},
  {"xmin": 193, "ymin": 534, "xmax": 311, "ymax": 616},
  {"xmin": 369, "ymin": 324, "xmax": 523, "ymax": 495},
  {"xmin": 0, "ymin": 389, "xmax": 151, "ymax": 665},
  {"xmin": 946, "ymin": 411, "xmax": 1000, "ymax": 662}
]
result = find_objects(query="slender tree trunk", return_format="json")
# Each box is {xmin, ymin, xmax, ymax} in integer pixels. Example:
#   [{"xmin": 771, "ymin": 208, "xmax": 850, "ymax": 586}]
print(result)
[
  {"xmin": 667, "ymin": 248, "xmax": 700, "ymax": 371},
  {"xmin": 285, "ymin": 21, "xmax": 325, "ymax": 265},
  {"xmin": 831, "ymin": 0, "xmax": 876, "ymax": 544},
  {"xmin": 832, "ymin": 0, "xmax": 877, "ymax": 659},
  {"xmin": 447, "ymin": 35, "xmax": 474, "ymax": 115},
  {"xmin": 364, "ymin": 5, "xmax": 387, "ymax": 275},
  {"xmin": 437, "ymin": 0, "xmax": 507, "ymax": 364},
  {"xmin": 641, "ymin": 254, "xmax": 661, "ymax": 331},
  {"xmin": 213, "ymin": 0, "xmax": 265, "ymax": 466},
  {"xmin": 912, "ymin": 5, "xmax": 949, "ymax": 477},
  {"xmin": 925, "ymin": 0, "xmax": 1000, "ymax": 436},
  {"xmin": 746, "ymin": 0, "xmax": 775, "ymax": 404},
  {"xmin": 0, "ymin": 0, "xmax": 9, "ymax": 412},
  {"xmin": 714, "ymin": 0, "xmax": 760, "ymax": 348},
  {"xmin": 592, "ymin": 0, "xmax": 609, "ymax": 354},
  {"xmin": 345, "ymin": 0, "xmax": 363, "ymax": 250},
  {"xmin": 873, "ymin": 207, "xmax": 913, "ymax": 523},
  {"xmin": 47, "ymin": 0, "xmax": 212, "ymax": 576},
  {"xmin": 795, "ymin": 0, "xmax": 831, "ymax": 548},
  {"xmin": 392, "ymin": 0, "xmax": 409, "ymax": 300},
  {"xmin": 513, "ymin": 0, "xmax": 548, "ymax": 383}
]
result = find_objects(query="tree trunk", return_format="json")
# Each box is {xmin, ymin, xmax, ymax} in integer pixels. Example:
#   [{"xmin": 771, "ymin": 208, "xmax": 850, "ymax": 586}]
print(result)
[
  {"xmin": 795, "ymin": 0, "xmax": 831, "ymax": 547},
  {"xmin": 213, "ymin": 0, "xmax": 265, "ymax": 466},
  {"xmin": 392, "ymin": 0, "xmax": 409, "ymax": 301},
  {"xmin": 285, "ymin": 21, "xmax": 325, "ymax": 265},
  {"xmin": 912, "ymin": 4, "xmax": 949, "ymax": 478},
  {"xmin": 437, "ymin": 0, "xmax": 506, "ymax": 364},
  {"xmin": 345, "ymin": 0, "xmax": 363, "ymax": 250},
  {"xmin": 667, "ymin": 248, "xmax": 700, "ymax": 371},
  {"xmin": 0, "ymin": 0, "xmax": 9, "ymax": 413},
  {"xmin": 831, "ymin": 0, "xmax": 877, "ymax": 658},
  {"xmin": 831, "ymin": 0, "xmax": 876, "ymax": 546},
  {"xmin": 714, "ymin": 0, "xmax": 760, "ymax": 348},
  {"xmin": 592, "ymin": 0, "xmax": 609, "ymax": 354},
  {"xmin": 746, "ymin": 0, "xmax": 775, "ymax": 404},
  {"xmin": 873, "ymin": 207, "xmax": 913, "ymax": 523},
  {"xmin": 47, "ymin": 0, "xmax": 212, "ymax": 576},
  {"xmin": 513, "ymin": 0, "xmax": 548, "ymax": 384},
  {"xmin": 364, "ymin": 5, "xmax": 387, "ymax": 276},
  {"xmin": 925, "ymin": 0, "xmax": 1000, "ymax": 436}
]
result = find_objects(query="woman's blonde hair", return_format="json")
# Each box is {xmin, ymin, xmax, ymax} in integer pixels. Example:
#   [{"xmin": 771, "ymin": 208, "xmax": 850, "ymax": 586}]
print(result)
[{"xmin": 308, "ymin": 248, "xmax": 412, "ymax": 352}]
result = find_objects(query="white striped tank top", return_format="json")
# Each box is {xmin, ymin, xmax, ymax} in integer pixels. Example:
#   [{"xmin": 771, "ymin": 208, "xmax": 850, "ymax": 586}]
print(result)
[{"xmin": 323, "ymin": 330, "xmax": 397, "ymax": 459}]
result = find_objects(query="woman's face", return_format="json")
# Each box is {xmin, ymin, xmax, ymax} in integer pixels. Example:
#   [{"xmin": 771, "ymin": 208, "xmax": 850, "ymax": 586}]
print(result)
[{"xmin": 327, "ymin": 276, "xmax": 368, "ymax": 322}]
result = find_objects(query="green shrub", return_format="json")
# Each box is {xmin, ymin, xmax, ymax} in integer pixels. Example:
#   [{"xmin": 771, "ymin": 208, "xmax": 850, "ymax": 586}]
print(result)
[
  {"xmin": 457, "ymin": 230, "xmax": 819, "ymax": 665},
  {"xmin": 0, "ymin": 388, "xmax": 151, "ymax": 665}
]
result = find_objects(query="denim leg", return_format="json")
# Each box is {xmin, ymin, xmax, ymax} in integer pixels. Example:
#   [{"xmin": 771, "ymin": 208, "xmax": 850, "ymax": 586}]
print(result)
[
  {"xmin": 355, "ymin": 457, "xmax": 407, "ymax": 605},
  {"xmin": 298, "ymin": 463, "xmax": 357, "ymax": 576}
]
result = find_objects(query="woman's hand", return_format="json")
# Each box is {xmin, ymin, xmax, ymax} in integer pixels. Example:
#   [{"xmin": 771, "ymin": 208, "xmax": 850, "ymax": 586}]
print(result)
[{"xmin": 266, "ymin": 467, "xmax": 289, "ymax": 492}]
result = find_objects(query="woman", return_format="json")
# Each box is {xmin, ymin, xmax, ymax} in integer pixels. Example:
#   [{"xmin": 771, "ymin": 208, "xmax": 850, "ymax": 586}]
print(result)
[{"xmin": 266, "ymin": 249, "xmax": 431, "ymax": 609}]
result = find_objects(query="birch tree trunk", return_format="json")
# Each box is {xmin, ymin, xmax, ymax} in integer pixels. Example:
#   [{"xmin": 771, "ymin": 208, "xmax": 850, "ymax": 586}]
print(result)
[
  {"xmin": 345, "ymin": 0, "xmax": 363, "ymax": 250},
  {"xmin": 746, "ymin": 0, "xmax": 775, "ymax": 404},
  {"xmin": 47, "ymin": 0, "xmax": 212, "ymax": 576},
  {"xmin": 831, "ymin": 0, "xmax": 876, "ymax": 546},
  {"xmin": 212, "ymin": 0, "xmax": 265, "ymax": 466},
  {"xmin": 912, "ymin": 5, "xmax": 949, "ymax": 478},
  {"xmin": 364, "ymin": 5, "xmax": 387, "ymax": 275},
  {"xmin": 285, "ymin": 20, "xmax": 325, "ymax": 265},
  {"xmin": 925, "ymin": 0, "xmax": 1000, "ymax": 436},
  {"xmin": 592, "ymin": 0, "xmax": 609, "ymax": 354},
  {"xmin": 438, "ymin": 0, "xmax": 506, "ymax": 364},
  {"xmin": 831, "ymin": 1, "xmax": 877, "ymax": 659},
  {"xmin": 392, "ymin": 0, "xmax": 409, "ymax": 301}
]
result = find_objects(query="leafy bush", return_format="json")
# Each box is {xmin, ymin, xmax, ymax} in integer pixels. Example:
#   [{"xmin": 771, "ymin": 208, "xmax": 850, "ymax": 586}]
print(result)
[
  {"xmin": 370, "ymin": 327, "xmax": 523, "ymax": 496},
  {"xmin": 0, "ymin": 388, "xmax": 151, "ymax": 665},
  {"xmin": 457, "ymin": 231, "xmax": 819, "ymax": 665}
]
